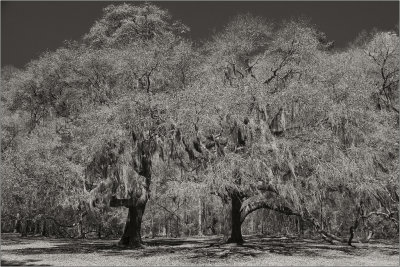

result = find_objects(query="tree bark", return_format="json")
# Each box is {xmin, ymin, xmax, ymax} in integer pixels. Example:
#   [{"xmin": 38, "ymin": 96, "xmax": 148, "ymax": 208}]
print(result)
[
  {"xmin": 176, "ymin": 217, "xmax": 180, "ymax": 237},
  {"xmin": 261, "ymin": 210, "xmax": 265, "ymax": 235},
  {"xmin": 21, "ymin": 220, "xmax": 27, "ymax": 237},
  {"xmin": 119, "ymin": 204, "xmax": 146, "ymax": 248},
  {"xmin": 150, "ymin": 212, "xmax": 155, "ymax": 238},
  {"xmin": 227, "ymin": 194, "xmax": 244, "ymax": 244},
  {"xmin": 198, "ymin": 198, "xmax": 203, "ymax": 236},
  {"xmin": 364, "ymin": 230, "xmax": 373, "ymax": 242},
  {"xmin": 348, "ymin": 217, "xmax": 360, "ymax": 247},
  {"xmin": 15, "ymin": 218, "xmax": 22, "ymax": 234},
  {"xmin": 297, "ymin": 217, "xmax": 304, "ymax": 236},
  {"xmin": 98, "ymin": 224, "xmax": 102, "ymax": 239},
  {"xmin": 36, "ymin": 220, "xmax": 41, "ymax": 235},
  {"xmin": 78, "ymin": 213, "xmax": 85, "ymax": 239},
  {"xmin": 348, "ymin": 227, "xmax": 355, "ymax": 246}
]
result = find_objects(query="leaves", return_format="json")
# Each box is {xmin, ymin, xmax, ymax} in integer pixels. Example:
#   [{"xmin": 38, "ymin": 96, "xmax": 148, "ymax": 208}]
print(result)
[{"xmin": 1, "ymin": 3, "xmax": 398, "ymax": 238}]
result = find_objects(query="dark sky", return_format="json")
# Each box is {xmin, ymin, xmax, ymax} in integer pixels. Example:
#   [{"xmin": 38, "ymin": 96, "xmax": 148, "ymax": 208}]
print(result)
[{"xmin": 1, "ymin": 1, "xmax": 398, "ymax": 68}]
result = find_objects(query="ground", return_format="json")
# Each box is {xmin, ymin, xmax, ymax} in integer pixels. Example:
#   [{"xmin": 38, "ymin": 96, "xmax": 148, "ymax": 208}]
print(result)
[{"xmin": 1, "ymin": 233, "xmax": 398, "ymax": 266}]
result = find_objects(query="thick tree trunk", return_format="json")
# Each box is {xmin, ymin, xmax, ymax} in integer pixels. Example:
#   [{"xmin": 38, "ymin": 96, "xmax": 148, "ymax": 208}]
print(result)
[
  {"xmin": 119, "ymin": 204, "xmax": 146, "ymax": 248},
  {"xmin": 227, "ymin": 194, "xmax": 244, "ymax": 244},
  {"xmin": 222, "ymin": 201, "xmax": 231, "ymax": 238}
]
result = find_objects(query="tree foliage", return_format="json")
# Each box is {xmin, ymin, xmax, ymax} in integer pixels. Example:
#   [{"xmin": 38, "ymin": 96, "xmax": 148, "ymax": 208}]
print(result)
[{"xmin": 1, "ymin": 3, "xmax": 398, "ymax": 246}]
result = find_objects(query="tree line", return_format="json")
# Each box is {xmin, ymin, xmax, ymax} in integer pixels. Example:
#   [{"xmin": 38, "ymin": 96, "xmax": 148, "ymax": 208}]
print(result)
[{"xmin": 1, "ymin": 3, "xmax": 398, "ymax": 248}]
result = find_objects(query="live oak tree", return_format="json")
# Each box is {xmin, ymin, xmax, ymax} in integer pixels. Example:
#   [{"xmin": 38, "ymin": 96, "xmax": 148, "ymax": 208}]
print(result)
[
  {"xmin": 185, "ymin": 18, "xmax": 322, "ymax": 244},
  {"xmin": 188, "ymin": 18, "xmax": 399, "ymax": 244},
  {"xmin": 81, "ymin": 3, "xmax": 199, "ymax": 248}
]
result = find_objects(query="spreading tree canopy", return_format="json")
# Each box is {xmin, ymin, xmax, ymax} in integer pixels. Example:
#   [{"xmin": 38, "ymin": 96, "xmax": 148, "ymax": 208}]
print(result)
[{"xmin": 1, "ymin": 3, "xmax": 398, "ymax": 247}]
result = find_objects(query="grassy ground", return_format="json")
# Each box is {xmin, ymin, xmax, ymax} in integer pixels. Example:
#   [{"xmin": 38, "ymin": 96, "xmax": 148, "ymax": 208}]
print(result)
[{"xmin": 1, "ymin": 233, "xmax": 398, "ymax": 266}]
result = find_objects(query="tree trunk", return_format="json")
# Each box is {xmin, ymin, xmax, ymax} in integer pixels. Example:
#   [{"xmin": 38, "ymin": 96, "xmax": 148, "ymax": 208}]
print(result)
[
  {"xmin": 48, "ymin": 221, "xmax": 53, "ymax": 237},
  {"xmin": 21, "ymin": 220, "xmax": 28, "ymax": 237},
  {"xmin": 119, "ymin": 204, "xmax": 146, "ymax": 248},
  {"xmin": 261, "ymin": 218, "xmax": 264, "ymax": 235},
  {"xmin": 227, "ymin": 194, "xmax": 244, "ymax": 244},
  {"xmin": 348, "ymin": 218, "xmax": 359, "ymax": 247},
  {"xmin": 250, "ymin": 215, "xmax": 255, "ymax": 234},
  {"xmin": 364, "ymin": 230, "xmax": 373, "ymax": 242},
  {"xmin": 198, "ymin": 198, "xmax": 203, "ymax": 236},
  {"xmin": 98, "ymin": 224, "xmax": 102, "ymax": 239},
  {"xmin": 150, "ymin": 212, "xmax": 155, "ymax": 238},
  {"xmin": 222, "ymin": 202, "xmax": 231, "ymax": 238},
  {"xmin": 348, "ymin": 226, "xmax": 355, "ymax": 246},
  {"xmin": 168, "ymin": 219, "xmax": 171, "ymax": 237},
  {"xmin": 15, "ymin": 219, "xmax": 21, "ymax": 233},
  {"xmin": 78, "ymin": 215, "xmax": 85, "ymax": 239},
  {"xmin": 320, "ymin": 198, "xmax": 324, "ymax": 230},
  {"xmin": 211, "ymin": 217, "xmax": 217, "ymax": 235},
  {"xmin": 42, "ymin": 219, "xmax": 48, "ymax": 237},
  {"xmin": 34, "ymin": 220, "xmax": 39, "ymax": 235},
  {"xmin": 298, "ymin": 217, "xmax": 304, "ymax": 236},
  {"xmin": 176, "ymin": 217, "xmax": 180, "ymax": 237},
  {"xmin": 160, "ymin": 219, "xmax": 165, "ymax": 236},
  {"xmin": 26, "ymin": 220, "xmax": 32, "ymax": 235},
  {"xmin": 165, "ymin": 216, "xmax": 169, "ymax": 237}
]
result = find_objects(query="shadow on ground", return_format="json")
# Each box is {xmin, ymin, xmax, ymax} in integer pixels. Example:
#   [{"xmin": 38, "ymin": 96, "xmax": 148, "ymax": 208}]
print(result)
[
  {"xmin": 1, "ymin": 259, "xmax": 50, "ymax": 266},
  {"xmin": 2, "ymin": 233, "xmax": 398, "ymax": 265}
]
